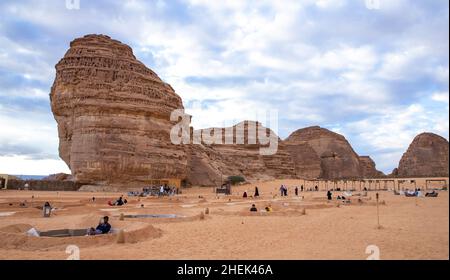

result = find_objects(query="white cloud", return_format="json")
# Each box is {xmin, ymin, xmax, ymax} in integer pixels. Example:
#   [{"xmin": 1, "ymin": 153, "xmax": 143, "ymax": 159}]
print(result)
[
  {"xmin": 341, "ymin": 103, "xmax": 449, "ymax": 172},
  {"xmin": 0, "ymin": 155, "xmax": 70, "ymax": 175},
  {"xmin": 377, "ymin": 46, "xmax": 431, "ymax": 80},
  {"xmin": 432, "ymin": 91, "xmax": 449, "ymax": 103}
]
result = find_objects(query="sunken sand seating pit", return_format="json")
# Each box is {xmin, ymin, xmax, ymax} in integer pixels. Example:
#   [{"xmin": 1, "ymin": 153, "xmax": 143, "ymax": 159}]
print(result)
[{"xmin": 0, "ymin": 178, "xmax": 448, "ymax": 260}]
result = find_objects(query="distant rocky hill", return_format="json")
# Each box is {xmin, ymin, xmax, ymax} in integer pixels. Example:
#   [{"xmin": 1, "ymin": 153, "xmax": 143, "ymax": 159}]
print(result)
[
  {"xmin": 284, "ymin": 126, "xmax": 383, "ymax": 180},
  {"xmin": 394, "ymin": 133, "xmax": 449, "ymax": 177},
  {"xmin": 42, "ymin": 173, "xmax": 73, "ymax": 181},
  {"xmin": 186, "ymin": 121, "xmax": 296, "ymax": 186}
]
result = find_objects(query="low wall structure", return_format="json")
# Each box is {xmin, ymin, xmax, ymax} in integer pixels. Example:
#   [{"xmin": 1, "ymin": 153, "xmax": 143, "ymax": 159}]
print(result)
[
  {"xmin": 5, "ymin": 179, "xmax": 82, "ymax": 191},
  {"xmin": 295, "ymin": 177, "xmax": 449, "ymax": 191}
]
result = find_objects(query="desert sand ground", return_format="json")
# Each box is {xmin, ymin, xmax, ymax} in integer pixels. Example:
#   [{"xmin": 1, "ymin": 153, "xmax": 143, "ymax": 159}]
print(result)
[{"xmin": 0, "ymin": 179, "xmax": 448, "ymax": 260}]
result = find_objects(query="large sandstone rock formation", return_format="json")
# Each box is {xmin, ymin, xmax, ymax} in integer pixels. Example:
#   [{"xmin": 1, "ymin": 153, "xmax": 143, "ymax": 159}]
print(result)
[
  {"xmin": 283, "ymin": 142, "xmax": 322, "ymax": 179},
  {"xmin": 186, "ymin": 121, "xmax": 297, "ymax": 186},
  {"xmin": 285, "ymin": 126, "xmax": 361, "ymax": 179},
  {"xmin": 50, "ymin": 35, "xmax": 187, "ymax": 187},
  {"xmin": 397, "ymin": 133, "xmax": 449, "ymax": 177},
  {"xmin": 359, "ymin": 156, "xmax": 384, "ymax": 178},
  {"xmin": 50, "ymin": 34, "xmax": 391, "ymax": 188},
  {"xmin": 284, "ymin": 126, "xmax": 383, "ymax": 179}
]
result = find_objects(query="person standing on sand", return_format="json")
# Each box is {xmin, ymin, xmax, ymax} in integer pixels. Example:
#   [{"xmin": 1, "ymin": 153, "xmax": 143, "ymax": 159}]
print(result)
[
  {"xmin": 243, "ymin": 191, "xmax": 248, "ymax": 198},
  {"xmin": 327, "ymin": 190, "xmax": 332, "ymax": 200},
  {"xmin": 280, "ymin": 185, "xmax": 284, "ymax": 196},
  {"xmin": 301, "ymin": 185, "xmax": 304, "ymax": 192},
  {"xmin": 254, "ymin": 186, "xmax": 259, "ymax": 197},
  {"xmin": 295, "ymin": 186, "xmax": 298, "ymax": 196}
]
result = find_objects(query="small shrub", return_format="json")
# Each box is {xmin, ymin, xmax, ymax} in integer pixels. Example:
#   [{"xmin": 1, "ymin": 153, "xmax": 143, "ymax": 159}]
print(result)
[{"xmin": 227, "ymin": 176, "xmax": 246, "ymax": 185}]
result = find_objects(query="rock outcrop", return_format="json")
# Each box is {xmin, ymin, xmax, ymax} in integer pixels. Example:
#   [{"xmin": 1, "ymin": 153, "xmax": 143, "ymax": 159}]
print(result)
[
  {"xmin": 50, "ymin": 34, "xmax": 187, "ymax": 187},
  {"xmin": 42, "ymin": 173, "xmax": 73, "ymax": 181},
  {"xmin": 285, "ymin": 126, "xmax": 364, "ymax": 179},
  {"xmin": 283, "ymin": 142, "xmax": 322, "ymax": 179},
  {"xmin": 397, "ymin": 133, "xmax": 449, "ymax": 177},
  {"xmin": 359, "ymin": 156, "xmax": 384, "ymax": 178},
  {"xmin": 186, "ymin": 121, "xmax": 297, "ymax": 186}
]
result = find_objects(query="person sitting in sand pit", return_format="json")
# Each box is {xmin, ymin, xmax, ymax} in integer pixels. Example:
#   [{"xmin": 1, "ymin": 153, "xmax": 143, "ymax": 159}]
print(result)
[
  {"xmin": 265, "ymin": 205, "xmax": 273, "ymax": 212},
  {"xmin": 425, "ymin": 190, "xmax": 438, "ymax": 197},
  {"xmin": 88, "ymin": 216, "xmax": 111, "ymax": 235},
  {"xmin": 243, "ymin": 191, "xmax": 248, "ymax": 198},
  {"xmin": 250, "ymin": 204, "xmax": 258, "ymax": 212},
  {"xmin": 115, "ymin": 196, "xmax": 124, "ymax": 206}
]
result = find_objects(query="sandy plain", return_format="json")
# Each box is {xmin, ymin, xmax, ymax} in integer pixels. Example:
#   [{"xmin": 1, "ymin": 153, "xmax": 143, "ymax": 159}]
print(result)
[{"xmin": 0, "ymin": 179, "xmax": 448, "ymax": 260}]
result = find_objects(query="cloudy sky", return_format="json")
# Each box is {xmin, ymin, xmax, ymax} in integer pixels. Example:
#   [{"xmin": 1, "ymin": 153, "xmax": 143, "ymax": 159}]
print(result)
[{"xmin": 0, "ymin": 0, "xmax": 448, "ymax": 175}]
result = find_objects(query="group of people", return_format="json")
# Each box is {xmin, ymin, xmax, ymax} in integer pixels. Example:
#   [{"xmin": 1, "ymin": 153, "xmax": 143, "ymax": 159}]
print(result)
[
  {"xmin": 242, "ymin": 184, "xmax": 347, "ymax": 199},
  {"xmin": 280, "ymin": 185, "xmax": 288, "ymax": 196},
  {"xmin": 242, "ymin": 187, "xmax": 260, "ymax": 198},
  {"xmin": 280, "ymin": 185, "xmax": 320, "ymax": 197},
  {"xmin": 159, "ymin": 185, "xmax": 178, "ymax": 196},
  {"xmin": 127, "ymin": 185, "xmax": 179, "ymax": 197},
  {"xmin": 249, "ymin": 204, "xmax": 273, "ymax": 212},
  {"xmin": 108, "ymin": 195, "xmax": 128, "ymax": 206}
]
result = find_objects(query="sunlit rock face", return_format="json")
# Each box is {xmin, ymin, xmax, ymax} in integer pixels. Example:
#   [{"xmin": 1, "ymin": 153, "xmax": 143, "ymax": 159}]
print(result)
[
  {"xmin": 397, "ymin": 133, "xmax": 449, "ymax": 177},
  {"xmin": 186, "ymin": 121, "xmax": 297, "ymax": 186},
  {"xmin": 359, "ymin": 156, "xmax": 384, "ymax": 178},
  {"xmin": 50, "ymin": 34, "xmax": 187, "ymax": 187},
  {"xmin": 285, "ymin": 126, "xmax": 363, "ymax": 179},
  {"xmin": 283, "ymin": 141, "xmax": 322, "ymax": 179}
]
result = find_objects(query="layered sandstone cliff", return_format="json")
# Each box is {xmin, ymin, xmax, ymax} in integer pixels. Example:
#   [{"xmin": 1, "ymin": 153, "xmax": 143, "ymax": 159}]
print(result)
[
  {"xmin": 283, "ymin": 142, "xmax": 322, "ymax": 179},
  {"xmin": 397, "ymin": 133, "xmax": 449, "ymax": 177},
  {"xmin": 50, "ymin": 34, "xmax": 187, "ymax": 186},
  {"xmin": 186, "ymin": 121, "xmax": 297, "ymax": 186},
  {"xmin": 359, "ymin": 156, "xmax": 384, "ymax": 178},
  {"xmin": 284, "ymin": 126, "xmax": 382, "ymax": 179}
]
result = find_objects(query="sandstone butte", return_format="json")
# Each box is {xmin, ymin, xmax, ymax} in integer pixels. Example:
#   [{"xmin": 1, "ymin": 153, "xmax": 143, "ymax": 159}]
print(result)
[
  {"xmin": 187, "ymin": 121, "xmax": 296, "ymax": 186},
  {"xmin": 395, "ymin": 132, "xmax": 449, "ymax": 177},
  {"xmin": 284, "ymin": 126, "xmax": 383, "ymax": 180},
  {"xmin": 50, "ymin": 35, "xmax": 447, "ymax": 188},
  {"xmin": 50, "ymin": 34, "xmax": 187, "ymax": 188}
]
